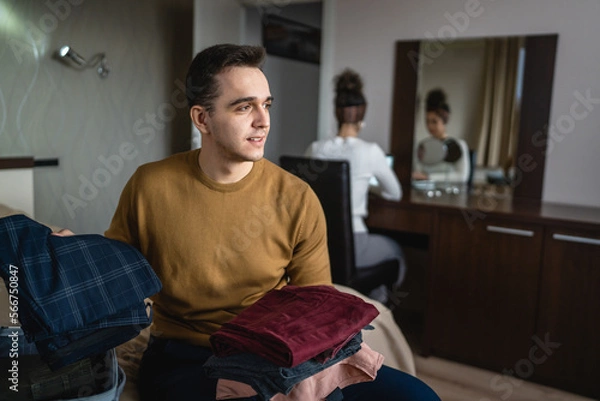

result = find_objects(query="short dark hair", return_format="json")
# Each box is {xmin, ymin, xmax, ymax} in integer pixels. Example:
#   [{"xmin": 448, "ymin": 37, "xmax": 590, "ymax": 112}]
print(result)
[{"xmin": 185, "ymin": 44, "xmax": 266, "ymax": 112}]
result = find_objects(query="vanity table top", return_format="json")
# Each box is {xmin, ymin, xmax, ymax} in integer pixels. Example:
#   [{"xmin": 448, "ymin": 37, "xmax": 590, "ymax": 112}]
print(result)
[{"xmin": 369, "ymin": 186, "xmax": 600, "ymax": 229}]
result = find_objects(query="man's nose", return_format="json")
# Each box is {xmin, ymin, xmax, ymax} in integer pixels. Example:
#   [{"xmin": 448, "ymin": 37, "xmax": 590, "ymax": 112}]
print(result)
[{"xmin": 254, "ymin": 107, "xmax": 270, "ymax": 129}]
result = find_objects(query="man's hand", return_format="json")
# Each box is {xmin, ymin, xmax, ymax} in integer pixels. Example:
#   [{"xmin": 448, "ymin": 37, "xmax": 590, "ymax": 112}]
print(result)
[{"xmin": 52, "ymin": 228, "xmax": 75, "ymax": 237}]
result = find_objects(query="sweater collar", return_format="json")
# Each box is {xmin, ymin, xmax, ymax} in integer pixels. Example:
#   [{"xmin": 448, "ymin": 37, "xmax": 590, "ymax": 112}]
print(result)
[{"xmin": 192, "ymin": 148, "xmax": 264, "ymax": 193}]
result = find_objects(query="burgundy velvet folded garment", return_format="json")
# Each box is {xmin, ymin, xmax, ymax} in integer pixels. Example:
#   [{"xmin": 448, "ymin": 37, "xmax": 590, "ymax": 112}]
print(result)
[{"xmin": 210, "ymin": 285, "xmax": 379, "ymax": 367}]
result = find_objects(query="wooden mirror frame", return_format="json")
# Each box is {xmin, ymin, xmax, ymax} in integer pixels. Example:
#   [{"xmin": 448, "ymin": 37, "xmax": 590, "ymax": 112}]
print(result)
[{"xmin": 389, "ymin": 34, "xmax": 558, "ymax": 201}]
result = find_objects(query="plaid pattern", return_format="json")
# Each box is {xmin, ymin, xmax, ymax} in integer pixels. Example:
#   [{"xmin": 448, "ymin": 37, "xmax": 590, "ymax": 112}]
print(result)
[{"xmin": 0, "ymin": 214, "xmax": 161, "ymax": 342}]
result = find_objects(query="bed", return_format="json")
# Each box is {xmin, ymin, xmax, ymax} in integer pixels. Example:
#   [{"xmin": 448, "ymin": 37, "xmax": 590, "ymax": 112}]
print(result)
[{"xmin": 0, "ymin": 200, "xmax": 416, "ymax": 401}]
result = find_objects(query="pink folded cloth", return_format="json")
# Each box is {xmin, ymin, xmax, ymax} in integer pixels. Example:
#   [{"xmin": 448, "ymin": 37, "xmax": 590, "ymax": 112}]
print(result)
[
  {"xmin": 210, "ymin": 285, "xmax": 379, "ymax": 368},
  {"xmin": 216, "ymin": 342, "xmax": 384, "ymax": 400}
]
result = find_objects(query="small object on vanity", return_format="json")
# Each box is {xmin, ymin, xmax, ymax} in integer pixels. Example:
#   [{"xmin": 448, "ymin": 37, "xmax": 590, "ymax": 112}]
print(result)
[
  {"xmin": 445, "ymin": 186, "xmax": 460, "ymax": 195},
  {"xmin": 412, "ymin": 179, "xmax": 436, "ymax": 191},
  {"xmin": 416, "ymin": 137, "xmax": 463, "ymax": 165},
  {"xmin": 426, "ymin": 189, "xmax": 443, "ymax": 198},
  {"xmin": 486, "ymin": 169, "xmax": 512, "ymax": 186},
  {"xmin": 414, "ymin": 136, "xmax": 464, "ymax": 195}
]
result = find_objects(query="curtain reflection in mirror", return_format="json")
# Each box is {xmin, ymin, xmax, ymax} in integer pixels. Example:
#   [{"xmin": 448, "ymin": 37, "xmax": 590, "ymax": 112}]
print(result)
[{"xmin": 476, "ymin": 37, "xmax": 525, "ymax": 171}]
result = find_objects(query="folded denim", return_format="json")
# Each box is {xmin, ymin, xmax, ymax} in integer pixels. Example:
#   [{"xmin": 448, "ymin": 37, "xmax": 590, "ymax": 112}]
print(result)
[
  {"xmin": 35, "ymin": 323, "xmax": 142, "ymax": 370},
  {"xmin": 210, "ymin": 285, "xmax": 379, "ymax": 368},
  {"xmin": 67, "ymin": 349, "xmax": 126, "ymax": 401},
  {"xmin": 1, "ymin": 327, "xmax": 128, "ymax": 401},
  {"xmin": 215, "ymin": 341, "xmax": 384, "ymax": 401},
  {"xmin": 2, "ymin": 317, "xmax": 147, "ymax": 371},
  {"xmin": 204, "ymin": 332, "xmax": 363, "ymax": 400},
  {"xmin": 0, "ymin": 349, "xmax": 112, "ymax": 401},
  {"xmin": 0, "ymin": 214, "xmax": 161, "ymax": 342},
  {"xmin": 60, "ymin": 349, "xmax": 126, "ymax": 401}
]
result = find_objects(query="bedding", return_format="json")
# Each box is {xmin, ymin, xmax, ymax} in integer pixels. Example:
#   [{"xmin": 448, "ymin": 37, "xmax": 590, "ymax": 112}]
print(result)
[{"xmin": 0, "ymin": 202, "xmax": 416, "ymax": 401}]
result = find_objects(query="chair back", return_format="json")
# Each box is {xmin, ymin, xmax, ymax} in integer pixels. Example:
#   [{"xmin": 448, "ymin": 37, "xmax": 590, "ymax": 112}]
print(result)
[{"xmin": 279, "ymin": 156, "xmax": 356, "ymax": 285}]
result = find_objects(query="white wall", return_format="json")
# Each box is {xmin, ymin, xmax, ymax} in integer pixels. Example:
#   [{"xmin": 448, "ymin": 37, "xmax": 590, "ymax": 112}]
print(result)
[
  {"xmin": 322, "ymin": 0, "xmax": 600, "ymax": 207},
  {"xmin": 192, "ymin": 0, "xmax": 246, "ymax": 148},
  {"xmin": 193, "ymin": 0, "xmax": 245, "ymax": 50}
]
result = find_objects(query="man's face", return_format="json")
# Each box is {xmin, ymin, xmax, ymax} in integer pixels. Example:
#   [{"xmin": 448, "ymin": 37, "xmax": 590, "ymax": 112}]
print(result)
[{"xmin": 202, "ymin": 66, "xmax": 272, "ymax": 163}]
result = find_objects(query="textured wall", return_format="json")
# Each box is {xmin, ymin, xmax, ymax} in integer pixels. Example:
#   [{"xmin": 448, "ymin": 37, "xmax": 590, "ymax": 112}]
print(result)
[{"xmin": 0, "ymin": 0, "xmax": 192, "ymax": 233}]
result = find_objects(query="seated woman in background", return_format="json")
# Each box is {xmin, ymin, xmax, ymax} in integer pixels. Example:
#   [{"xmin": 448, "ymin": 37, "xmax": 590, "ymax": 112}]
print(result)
[
  {"xmin": 412, "ymin": 89, "xmax": 470, "ymax": 183},
  {"xmin": 305, "ymin": 68, "xmax": 406, "ymax": 303}
]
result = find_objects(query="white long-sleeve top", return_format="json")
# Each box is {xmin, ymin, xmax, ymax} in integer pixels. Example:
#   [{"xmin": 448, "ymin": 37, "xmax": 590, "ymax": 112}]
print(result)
[{"xmin": 305, "ymin": 136, "xmax": 402, "ymax": 233}]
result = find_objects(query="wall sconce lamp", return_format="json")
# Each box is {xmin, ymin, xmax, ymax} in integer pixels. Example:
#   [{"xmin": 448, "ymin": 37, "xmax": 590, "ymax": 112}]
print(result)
[{"xmin": 56, "ymin": 45, "xmax": 110, "ymax": 78}]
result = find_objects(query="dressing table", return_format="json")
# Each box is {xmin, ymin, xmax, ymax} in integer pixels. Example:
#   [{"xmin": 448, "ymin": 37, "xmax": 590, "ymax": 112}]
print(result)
[
  {"xmin": 373, "ymin": 31, "xmax": 599, "ymax": 397},
  {"xmin": 366, "ymin": 189, "xmax": 600, "ymax": 398}
]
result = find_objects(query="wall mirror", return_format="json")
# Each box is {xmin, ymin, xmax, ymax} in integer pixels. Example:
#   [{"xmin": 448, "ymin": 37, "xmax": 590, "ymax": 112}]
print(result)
[{"xmin": 389, "ymin": 34, "xmax": 558, "ymax": 200}]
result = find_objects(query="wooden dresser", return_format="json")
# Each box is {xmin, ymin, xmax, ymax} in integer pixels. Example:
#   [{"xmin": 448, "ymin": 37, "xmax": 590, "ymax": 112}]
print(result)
[{"xmin": 366, "ymin": 188, "xmax": 600, "ymax": 399}]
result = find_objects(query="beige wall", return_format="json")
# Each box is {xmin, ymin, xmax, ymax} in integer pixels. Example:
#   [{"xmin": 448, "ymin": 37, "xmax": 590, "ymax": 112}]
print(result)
[
  {"xmin": 0, "ymin": 0, "xmax": 193, "ymax": 234},
  {"xmin": 322, "ymin": 0, "xmax": 600, "ymax": 207}
]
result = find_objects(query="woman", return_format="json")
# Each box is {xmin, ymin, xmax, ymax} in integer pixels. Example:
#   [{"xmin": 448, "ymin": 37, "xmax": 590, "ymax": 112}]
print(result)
[
  {"xmin": 305, "ymin": 68, "xmax": 406, "ymax": 303},
  {"xmin": 412, "ymin": 89, "xmax": 470, "ymax": 183}
]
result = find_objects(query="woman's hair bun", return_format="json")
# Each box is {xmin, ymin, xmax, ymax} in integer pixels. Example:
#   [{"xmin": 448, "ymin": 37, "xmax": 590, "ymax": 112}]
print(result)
[
  {"xmin": 335, "ymin": 68, "xmax": 363, "ymax": 94},
  {"xmin": 334, "ymin": 68, "xmax": 366, "ymax": 108},
  {"xmin": 426, "ymin": 89, "xmax": 447, "ymax": 108},
  {"xmin": 426, "ymin": 88, "xmax": 450, "ymax": 113}
]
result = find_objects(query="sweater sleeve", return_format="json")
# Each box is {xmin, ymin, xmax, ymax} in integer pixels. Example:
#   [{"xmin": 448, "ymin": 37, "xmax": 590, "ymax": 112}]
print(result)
[
  {"xmin": 104, "ymin": 170, "xmax": 140, "ymax": 249},
  {"xmin": 285, "ymin": 187, "xmax": 332, "ymax": 287}
]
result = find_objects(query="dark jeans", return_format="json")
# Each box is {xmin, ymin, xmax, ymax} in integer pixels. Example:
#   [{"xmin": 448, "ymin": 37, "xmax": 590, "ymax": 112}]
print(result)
[
  {"xmin": 138, "ymin": 337, "xmax": 441, "ymax": 401},
  {"xmin": 0, "ymin": 351, "xmax": 113, "ymax": 401}
]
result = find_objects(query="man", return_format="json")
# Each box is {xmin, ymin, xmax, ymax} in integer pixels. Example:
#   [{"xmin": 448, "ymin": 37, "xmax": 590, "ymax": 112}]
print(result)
[{"xmin": 103, "ymin": 44, "xmax": 440, "ymax": 400}]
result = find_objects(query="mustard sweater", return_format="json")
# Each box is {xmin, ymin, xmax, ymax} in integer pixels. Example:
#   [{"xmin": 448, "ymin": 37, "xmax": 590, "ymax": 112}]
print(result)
[{"xmin": 105, "ymin": 150, "xmax": 331, "ymax": 347}]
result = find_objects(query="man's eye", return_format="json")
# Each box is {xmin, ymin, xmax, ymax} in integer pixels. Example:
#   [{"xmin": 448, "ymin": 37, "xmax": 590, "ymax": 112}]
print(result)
[
  {"xmin": 264, "ymin": 103, "xmax": 272, "ymax": 110},
  {"xmin": 238, "ymin": 105, "xmax": 250, "ymax": 111}
]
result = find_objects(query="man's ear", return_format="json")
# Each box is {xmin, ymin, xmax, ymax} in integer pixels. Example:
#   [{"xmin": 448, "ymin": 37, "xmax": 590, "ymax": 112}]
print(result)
[{"xmin": 190, "ymin": 105, "xmax": 209, "ymax": 134}]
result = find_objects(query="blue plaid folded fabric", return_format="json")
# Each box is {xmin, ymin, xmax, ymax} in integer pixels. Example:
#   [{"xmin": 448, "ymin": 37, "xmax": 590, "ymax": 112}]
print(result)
[{"xmin": 0, "ymin": 214, "xmax": 161, "ymax": 342}]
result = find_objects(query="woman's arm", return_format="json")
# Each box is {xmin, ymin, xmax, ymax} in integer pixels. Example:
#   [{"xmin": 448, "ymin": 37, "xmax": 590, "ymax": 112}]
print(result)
[{"xmin": 370, "ymin": 145, "xmax": 402, "ymax": 201}]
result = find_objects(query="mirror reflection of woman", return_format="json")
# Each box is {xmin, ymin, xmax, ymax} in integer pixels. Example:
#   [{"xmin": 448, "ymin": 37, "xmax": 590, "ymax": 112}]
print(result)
[
  {"xmin": 305, "ymin": 68, "xmax": 406, "ymax": 303},
  {"xmin": 412, "ymin": 89, "xmax": 470, "ymax": 183}
]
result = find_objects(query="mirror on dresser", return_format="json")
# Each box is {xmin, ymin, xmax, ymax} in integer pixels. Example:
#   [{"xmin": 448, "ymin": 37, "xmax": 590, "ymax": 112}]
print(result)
[{"xmin": 389, "ymin": 34, "xmax": 558, "ymax": 201}]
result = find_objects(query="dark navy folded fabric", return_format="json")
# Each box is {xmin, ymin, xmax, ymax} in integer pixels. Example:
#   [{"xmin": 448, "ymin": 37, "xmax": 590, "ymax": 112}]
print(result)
[
  {"xmin": 210, "ymin": 285, "xmax": 378, "ymax": 368},
  {"xmin": 0, "ymin": 214, "xmax": 161, "ymax": 369},
  {"xmin": 0, "ymin": 214, "xmax": 161, "ymax": 340}
]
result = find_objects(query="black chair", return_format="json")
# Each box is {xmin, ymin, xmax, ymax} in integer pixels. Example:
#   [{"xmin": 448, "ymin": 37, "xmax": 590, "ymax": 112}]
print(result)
[{"xmin": 279, "ymin": 155, "xmax": 399, "ymax": 297}]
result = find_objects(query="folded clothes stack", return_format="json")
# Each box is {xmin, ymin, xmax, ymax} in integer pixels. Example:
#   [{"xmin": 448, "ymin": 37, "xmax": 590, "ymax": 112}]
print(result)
[
  {"xmin": 0, "ymin": 214, "xmax": 162, "ymax": 400},
  {"xmin": 206, "ymin": 285, "xmax": 384, "ymax": 401}
]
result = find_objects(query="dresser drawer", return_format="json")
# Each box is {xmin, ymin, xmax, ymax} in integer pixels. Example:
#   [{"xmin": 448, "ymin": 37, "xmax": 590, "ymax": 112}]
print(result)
[{"xmin": 366, "ymin": 205, "xmax": 432, "ymax": 235}]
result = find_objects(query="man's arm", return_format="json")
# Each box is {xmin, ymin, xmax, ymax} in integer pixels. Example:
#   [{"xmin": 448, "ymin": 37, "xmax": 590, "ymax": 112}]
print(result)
[
  {"xmin": 104, "ymin": 172, "xmax": 140, "ymax": 248},
  {"xmin": 284, "ymin": 188, "xmax": 332, "ymax": 287}
]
